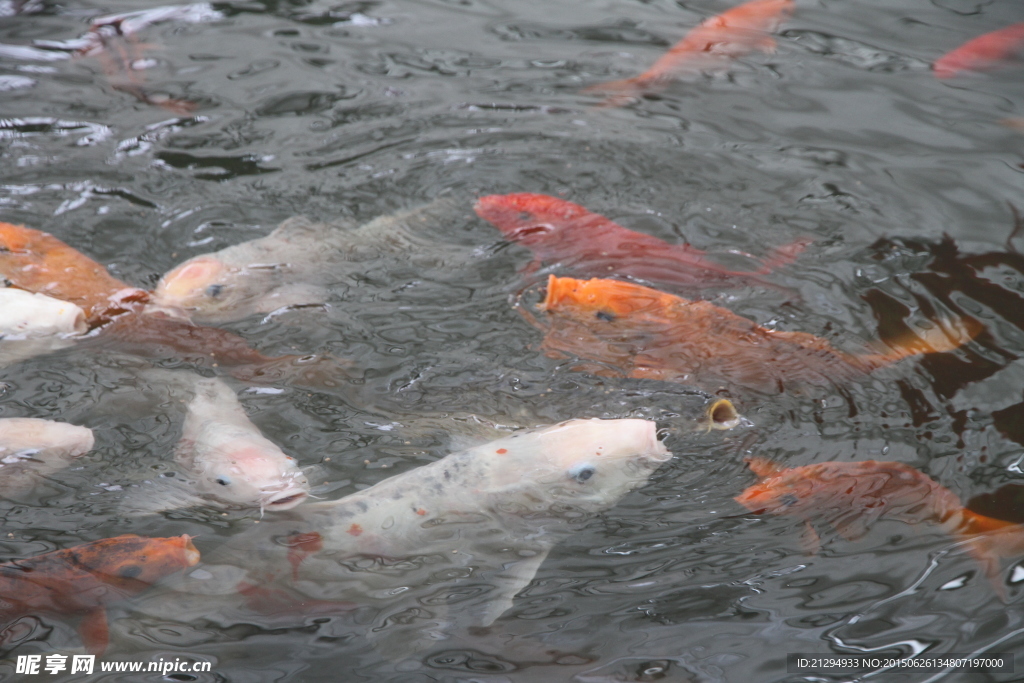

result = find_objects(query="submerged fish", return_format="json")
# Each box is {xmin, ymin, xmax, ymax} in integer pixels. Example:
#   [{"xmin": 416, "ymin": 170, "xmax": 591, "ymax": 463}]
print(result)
[
  {"xmin": 584, "ymin": 0, "xmax": 794, "ymax": 105},
  {"xmin": 934, "ymin": 22, "xmax": 1024, "ymax": 79},
  {"xmin": 735, "ymin": 458, "xmax": 1024, "ymax": 583},
  {"xmin": 0, "ymin": 221, "xmax": 149, "ymax": 326},
  {"xmin": 169, "ymin": 374, "xmax": 309, "ymax": 512},
  {"xmin": 534, "ymin": 275, "xmax": 976, "ymax": 394},
  {"xmin": 0, "ymin": 418, "xmax": 94, "ymax": 500},
  {"xmin": 0, "ymin": 534, "xmax": 199, "ymax": 653},
  {"xmin": 152, "ymin": 199, "xmax": 460, "ymax": 324},
  {"xmin": 167, "ymin": 418, "xmax": 670, "ymax": 648},
  {"xmin": 474, "ymin": 192, "xmax": 807, "ymax": 290}
]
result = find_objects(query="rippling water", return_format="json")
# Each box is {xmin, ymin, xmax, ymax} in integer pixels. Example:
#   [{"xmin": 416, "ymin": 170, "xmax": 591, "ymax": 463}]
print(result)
[{"xmin": 3, "ymin": 0, "xmax": 1024, "ymax": 680}]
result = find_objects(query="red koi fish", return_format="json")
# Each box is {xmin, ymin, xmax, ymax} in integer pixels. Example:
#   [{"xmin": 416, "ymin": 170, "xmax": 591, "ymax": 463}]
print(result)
[
  {"xmin": 0, "ymin": 534, "xmax": 199, "ymax": 653},
  {"xmin": 474, "ymin": 193, "xmax": 808, "ymax": 289},
  {"xmin": 934, "ymin": 23, "xmax": 1024, "ymax": 79},
  {"xmin": 0, "ymin": 221, "xmax": 149, "ymax": 326},
  {"xmin": 735, "ymin": 459, "xmax": 1024, "ymax": 585},
  {"xmin": 534, "ymin": 276, "xmax": 976, "ymax": 394},
  {"xmin": 584, "ymin": 0, "xmax": 794, "ymax": 104}
]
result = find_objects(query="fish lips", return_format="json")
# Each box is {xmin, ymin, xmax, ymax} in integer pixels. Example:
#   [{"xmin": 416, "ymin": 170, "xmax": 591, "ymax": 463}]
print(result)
[{"xmin": 261, "ymin": 487, "xmax": 309, "ymax": 511}]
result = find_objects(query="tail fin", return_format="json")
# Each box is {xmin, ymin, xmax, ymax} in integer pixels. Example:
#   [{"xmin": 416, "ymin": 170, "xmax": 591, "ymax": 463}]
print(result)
[
  {"xmin": 581, "ymin": 78, "xmax": 648, "ymax": 109},
  {"xmin": 859, "ymin": 316, "xmax": 983, "ymax": 369}
]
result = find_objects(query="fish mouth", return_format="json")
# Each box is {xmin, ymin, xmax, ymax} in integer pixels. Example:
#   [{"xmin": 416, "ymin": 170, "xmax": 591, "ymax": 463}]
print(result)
[{"xmin": 263, "ymin": 490, "xmax": 309, "ymax": 510}]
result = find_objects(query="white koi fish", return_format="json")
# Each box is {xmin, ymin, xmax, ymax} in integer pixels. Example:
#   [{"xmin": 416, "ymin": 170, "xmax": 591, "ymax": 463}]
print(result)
[
  {"xmin": 120, "ymin": 372, "xmax": 311, "ymax": 514},
  {"xmin": 175, "ymin": 376, "xmax": 310, "ymax": 512},
  {"xmin": 168, "ymin": 418, "xmax": 670, "ymax": 651},
  {"xmin": 151, "ymin": 199, "xmax": 460, "ymax": 324},
  {"xmin": 0, "ymin": 417, "xmax": 94, "ymax": 500},
  {"xmin": 0, "ymin": 288, "xmax": 87, "ymax": 366}
]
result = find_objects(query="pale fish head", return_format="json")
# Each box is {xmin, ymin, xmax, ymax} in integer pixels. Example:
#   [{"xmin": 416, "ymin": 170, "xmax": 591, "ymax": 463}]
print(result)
[
  {"xmin": 194, "ymin": 438, "xmax": 310, "ymax": 512},
  {"xmin": 152, "ymin": 256, "xmax": 249, "ymax": 322},
  {"xmin": 481, "ymin": 418, "xmax": 671, "ymax": 514}
]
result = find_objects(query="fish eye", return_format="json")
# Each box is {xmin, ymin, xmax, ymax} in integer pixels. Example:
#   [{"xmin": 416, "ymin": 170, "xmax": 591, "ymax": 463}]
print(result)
[
  {"xmin": 215, "ymin": 476, "xmax": 231, "ymax": 486},
  {"xmin": 596, "ymin": 310, "xmax": 615, "ymax": 322},
  {"xmin": 569, "ymin": 464, "xmax": 596, "ymax": 483},
  {"xmin": 206, "ymin": 284, "xmax": 224, "ymax": 298}
]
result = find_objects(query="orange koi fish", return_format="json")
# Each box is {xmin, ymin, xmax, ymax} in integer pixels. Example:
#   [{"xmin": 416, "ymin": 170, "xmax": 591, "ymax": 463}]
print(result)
[
  {"xmin": 0, "ymin": 221, "xmax": 149, "ymax": 326},
  {"xmin": 535, "ymin": 276, "xmax": 975, "ymax": 394},
  {"xmin": 934, "ymin": 22, "xmax": 1024, "ymax": 79},
  {"xmin": 584, "ymin": 0, "xmax": 794, "ymax": 104},
  {"xmin": 736, "ymin": 459, "xmax": 1024, "ymax": 584},
  {"xmin": 0, "ymin": 534, "xmax": 199, "ymax": 653},
  {"xmin": 474, "ymin": 193, "xmax": 807, "ymax": 289}
]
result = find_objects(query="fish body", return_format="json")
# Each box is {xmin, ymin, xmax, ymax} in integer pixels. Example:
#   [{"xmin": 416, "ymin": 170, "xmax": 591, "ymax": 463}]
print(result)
[
  {"xmin": 735, "ymin": 459, "xmax": 1023, "ymax": 582},
  {"xmin": 0, "ymin": 534, "xmax": 199, "ymax": 653},
  {"xmin": 536, "ymin": 276, "xmax": 972, "ymax": 394},
  {"xmin": 0, "ymin": 222, "xmax": 148, "ymax": 326},
  {"xmin": 474, "ymin": 193, "xmax": 806, "ymax": 289},
  {"xmin": 584, "ymin": 0, "xmax": 794, "ymax": 103},
  {"xmin": 152, "ymin": 199, "xmax": 459, "ymax": 324},
  {"xmin": 934, "ymin": 22, "xmax": 1024, "ymax": 78},
  {"xmin": 0, "ymin": 418, "xmax": 94, "ymax": 500},
  {"xmin": 173, "ymin": 375, "xmax": 309, "ymax": 512},
  {"xmin": 174, "ymin": 418, "xmax": 669, "ymax": 645}
]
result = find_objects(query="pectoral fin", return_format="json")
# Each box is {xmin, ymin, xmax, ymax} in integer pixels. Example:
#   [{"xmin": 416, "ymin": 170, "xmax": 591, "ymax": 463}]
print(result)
[
  {"xmin": 477, "ymin": 549, "xmax": 550, "ymax": 627},
  {"xmin": 79, "ymin": 606, "xmax": 109, "ymax": 654}
]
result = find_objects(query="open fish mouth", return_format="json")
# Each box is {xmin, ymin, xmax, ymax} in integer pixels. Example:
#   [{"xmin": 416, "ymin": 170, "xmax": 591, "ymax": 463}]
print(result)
[{"xmin": 262, "ymin": 489, "xmax": 309, "ymax": 510}]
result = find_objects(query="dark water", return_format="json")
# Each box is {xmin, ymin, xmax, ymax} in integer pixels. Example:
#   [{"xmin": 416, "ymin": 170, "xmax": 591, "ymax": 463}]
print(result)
[{"xmin": 2, "ymin": 0, "xmax": 1024, "ymax": 680}]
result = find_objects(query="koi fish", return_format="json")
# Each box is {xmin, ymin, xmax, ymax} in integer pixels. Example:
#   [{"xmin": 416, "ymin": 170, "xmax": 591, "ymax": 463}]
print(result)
[
  {"xmin": 0, "ymin": 221, "xmax": 149, "ymax": 327},
  {"xmin": 0, "ymin": 288, "xmax": 87, "ymax": 366},
  {"xmin": 474, "ymin": 193, "xmax": 808, "ymax": 289},
  {"xmin": 735, "ymin": 459, "xmax": 1024, "ymax": 584},
  {"xmin": 0, "ymin": 418, "xmax": 93, "ymax": 501},
  {"xmin": 0, "ymin": 222, "xmax": 344, "ymax": 385},
  {"xmin": 584, "ymin": 0, "xmax": 794, "ymax": 104},
  {"xmin": 140, "ymin": 373, "xmax": 309, "ymax": 512},
  {"xmin": 934, "ymin": 22, "xmax": 1024, "ymax": 79},
  {"xmin": 535, "ymin": 276, "xmax": 976, "ymax": 394},
  {"xmin": 0, "ymin": 534, "xmax": 199, "ymax": 653},
  {"xmin": 168, "ymin": 418, "xmax": 670, "ymax": 651},
  {"xmin": 152, "ymin": 199, "xmax": 460, "ymax": 324}
]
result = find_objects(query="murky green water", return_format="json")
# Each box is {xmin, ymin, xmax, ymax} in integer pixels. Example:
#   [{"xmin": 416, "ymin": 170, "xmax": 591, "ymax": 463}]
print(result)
[{"xmin": 2, "ymin": 0, "xmax": 1024, "ymax": 680}]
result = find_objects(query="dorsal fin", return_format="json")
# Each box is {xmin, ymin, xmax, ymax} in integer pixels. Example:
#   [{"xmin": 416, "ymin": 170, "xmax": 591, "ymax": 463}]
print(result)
[{"xmin": 267, "ymin": 216, "xmax": 333, "ymax": 243}]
